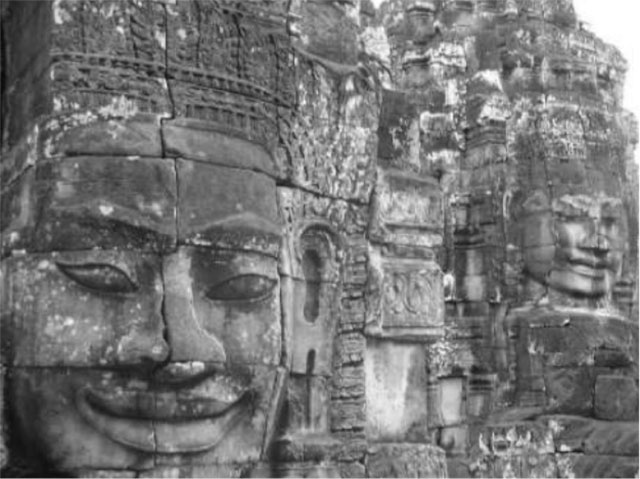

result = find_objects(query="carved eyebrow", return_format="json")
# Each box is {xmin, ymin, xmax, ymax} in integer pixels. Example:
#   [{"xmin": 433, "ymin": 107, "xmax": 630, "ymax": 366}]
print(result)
[
  {"xmin": 54, "ymin": 203, "xmax": 176, "ymax": 247},
  {"xmin": 60, "ymin": 200, "xmax": 172, "ymax": 229}
]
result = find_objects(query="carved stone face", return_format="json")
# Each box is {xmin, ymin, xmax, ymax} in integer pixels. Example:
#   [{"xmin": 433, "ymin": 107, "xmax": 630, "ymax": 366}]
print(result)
[
  {"xmin": 3, "ymin": 154, "xmax": 285, "ymax": 473},
  {"xmin": 521, "ymin": 190, "xmax": 625, "ymax": 297}
]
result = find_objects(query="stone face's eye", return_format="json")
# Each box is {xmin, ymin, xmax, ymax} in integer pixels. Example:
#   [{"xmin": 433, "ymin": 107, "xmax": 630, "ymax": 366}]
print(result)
[
  {"xmin": 206, "ymin": 274, "xmax": 276, "ymax": 301},
  {"xmin": 57, "ymin": 263, "xmax": 138, "ymax": 294}
]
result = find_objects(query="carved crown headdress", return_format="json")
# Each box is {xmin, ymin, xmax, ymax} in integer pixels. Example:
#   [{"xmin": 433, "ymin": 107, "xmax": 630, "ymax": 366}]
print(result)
[{"xmin": 50, "ymin": 0, "xmax": 296, "ymax": 149}]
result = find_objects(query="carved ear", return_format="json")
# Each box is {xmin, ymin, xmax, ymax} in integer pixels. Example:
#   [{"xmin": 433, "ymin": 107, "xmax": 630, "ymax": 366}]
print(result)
[
  {"xmin": 297, "ymin": 224, "xmax": 342, "ymax": 324},
  {"xmin": 295, "ymin": 222, "xmax": 342, "ymax": 283}
]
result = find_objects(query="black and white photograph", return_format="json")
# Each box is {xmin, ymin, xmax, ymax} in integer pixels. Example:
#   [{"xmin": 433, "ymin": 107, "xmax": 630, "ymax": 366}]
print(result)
[{"xmin": 0, "ymin": 0, "xmax": 638, "ymax": 477}]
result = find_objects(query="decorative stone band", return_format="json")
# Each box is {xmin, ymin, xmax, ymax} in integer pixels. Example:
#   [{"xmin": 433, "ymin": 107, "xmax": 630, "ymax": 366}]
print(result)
[
  {"xmin": 366, "ymin": 443, "xmax": 448, "ymax": 478},
  {"xmin": 50, "ymin": 52, "xmax": 291, "ymax": 155}
]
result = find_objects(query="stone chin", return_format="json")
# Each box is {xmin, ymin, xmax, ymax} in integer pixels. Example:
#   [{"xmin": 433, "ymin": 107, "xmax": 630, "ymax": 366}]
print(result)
[
  {"xmin": 76, "ymin": 380, "xmax": 250, "ymax": 454},
  {"xmin": 9, "ymin": 368, "xmax": 279, "ymax": 472},
  {"xmin": 524, "ymin": 246, "xmax": 619, "ymax": 298},
  {"xmin": 547, "ymin": 265, "xmax": 617, "ymax": 297}
]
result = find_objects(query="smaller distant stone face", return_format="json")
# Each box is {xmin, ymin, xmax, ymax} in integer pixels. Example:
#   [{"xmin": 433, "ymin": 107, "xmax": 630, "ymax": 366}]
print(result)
[{"xmin": 519, "ymin": 190, "xmax": 626, "ymax": 299}]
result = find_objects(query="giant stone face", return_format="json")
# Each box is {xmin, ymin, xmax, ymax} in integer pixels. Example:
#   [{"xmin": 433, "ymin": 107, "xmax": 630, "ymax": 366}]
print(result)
[{"xmin": 2, "ymin": 151, "xmax": 286, "ymax": 473}]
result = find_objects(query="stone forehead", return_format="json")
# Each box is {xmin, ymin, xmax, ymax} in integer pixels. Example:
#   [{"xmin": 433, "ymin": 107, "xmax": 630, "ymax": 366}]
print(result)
[{"xmin": 1, "ymin": 157, "xmax": 282, "ymax": 256}]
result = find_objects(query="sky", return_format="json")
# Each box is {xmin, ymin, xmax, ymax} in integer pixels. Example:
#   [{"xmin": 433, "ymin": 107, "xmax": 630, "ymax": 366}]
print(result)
[
  {"xmin": 369, "ymin": 0, "xmax": 640, "ymax": 161},
  {"xmin": 574, "ymin": 0, "xmax": 639, "ymax": 154}
]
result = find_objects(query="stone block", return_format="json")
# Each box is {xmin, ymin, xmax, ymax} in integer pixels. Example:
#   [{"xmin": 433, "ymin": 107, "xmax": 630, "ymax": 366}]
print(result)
[
  {"xmin": 365, "ymin": 339, "xmax": 428, "ymax": 442},
  {"xmin": 1, "ymin": 1, "xmax": 52, "ymax": 146},
  {"xmin": 519, "ymin": 311, "xmax": 638, "ymax": 363},
  {"xmin": 284, "ymin": 115, "xmax": 378, "ymax": 202},
  {"xmin": 138, "ymin": 464, "xmax": 250, "ymax": 478},
  {"xmin": 272, "ymin": 462, "xmax": 340, "ymax": 478},
  {"xmin": 1, "ymin": 167, "xmax": 36, "ymax": 254},
  {"xmin": 52, "ymin": 54, "xmax": 170, "ymax": 115},
  {"xmin": 456, "ymin": 247, "xmax": 486, "ymax": 277},
  {"xmin": 543, "ymin": 367, "xmax": 594, "ymax": 415},
  {"xmin": 2, "ymin": 252, "xmax": 164, "ymax": 367},
  {"xmin": 370, "ymin": 169, "xmax": 443, "ymax": 248},
  {"xmin": 33, "ymin": 156, "xmax": 177, "ymax": 252},
  {"xmin": 52, "ymin": 0, "xmax": 166, "ymax": 63},
  {"xmin": 544, "ymin": 415, "xmax": 639, "ymax": 456},
  {"xmin": 0, "ymin": 125, "xmax": 38, "ymax": 187},
  {"xmin": 41, "ymin": 113, "xmax": 164, "ymax": 159},
  {"xmin": 594, "ymin": 375, "xmax": 639, "ymax": 421},
  {"xmin": 340, "ymin": 296, "xmax": 367, "ymax": 333},
  {"xmin": 294, "ymin": 0, "xmax": 359, "ymax": 65},
  {"xmin": 594, "ymin": 349, "xmax": 635, "ymax": 369},
  {"xmin": 2, "ymin": 246, "xmax": 282, "ymax": 368},
  {"xmin": 446, "ymin": 457, "xmax": 471, "ymax": 478},
  {"xmin": 332, "ymin": 365, "xmax": 365, "ymax": 400},
  {"xmin": 337, "ymin": 461, "xmax": 366, "ymax": 478},
  {"xmin": 330, "ymin": 398, "xmax": 365, "ymax": 432},
  {"xmin": 331, "ymin": 430, "xmax": 368, "ymax": 462},
  {"xmin": 521, "ymin": 453, "xmax": 559, "ymax": 479},
  {"xmin": 166, "ymin": 0, "xmax": 291, "ymax": 99},
  {"xmin": 72, "ymin": 470, "xmax": 137, "ymax": 478},
  {"xmin": 439, "ymin": 426, "xmax": 468, "ymax": 455},
  {"xmin": 274, "ymin": 432, "xmax": 342, "ymax": 463},
  {"xmin": 492, "ymin": 453, "xmax": 558, "ymax": 479},
  {"xmin": 377, "ymin": 90, "xmax": 421, "ymax": 171},
  {"xmin": 483, "ymin": 422, "xmax": 555, "ymax": 456},
  {"xmin": 176, "ymin": 160, "xmax": 281, "ymax": 256},
  {"xmin": 437, "ymin": 377, "xmax": 465, "ymax": 426},
  {"xmin": 334, "ymin": 332, "xmax": 365, "ymax": 368},
  {"xmin": 287, "ymin": 375, "xmax": 330, "ymax": 433},
  {"xmin": 8, "ymin": 368, "xmax": 156, "ymax": 471},
  {"xmin": 289, "ymin": 278, "xmax": 341, "ymax": 376},
  {"xmin": 278, "ymin": 187, "xmax": 369, "ymax": 242},
  {"xmin": 366, "ymin": 443, "xmax": 447, "ymax": 478},
  {"xmin": 559, "ymin": 454, "xmax": 639, "ymax": 479},
  {"xmin": 160, "ymin": 247, "xmax": 282, "ymax": 367},
  {"xmin": 162, "ymin": 119, "xmax": 280, "ymax": 178},
  {"xmin": 366, "ymin": 250, "xmax": 444, "ymax": 340},
  {"xmin": 467, "ymin": 376, "xmax": 494, "ymax": 419},
  {"xmin": 0, "ymin": 365, "xmax": 6, "ymax": 470},
  {"xmin": 51, "ymin": 3, "xmax": 172, "ymax": 117},
  {"xmin": 147, "ymin": 365, "xmax": 282, "ymax": 467},
  {"xmin": 420, "ymin": 112, "xmax": 460, "ymax": 152},
  {"xmin": 459, "ymin": 274, "xmax": 487, "ymax": 302}
]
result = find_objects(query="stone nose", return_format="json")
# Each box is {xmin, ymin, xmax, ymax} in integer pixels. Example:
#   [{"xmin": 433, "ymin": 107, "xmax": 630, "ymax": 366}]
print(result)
[
  {"xmin": 115, "ymin": 327, "xmax": 171, "ymax": 368},
  {"xmin": 161, "ymin": 250, "xmax": 227, "ymax": 364},
  {"xmin": 581, "ymin": 221, "xmax": 611, "ymax": 254}
]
